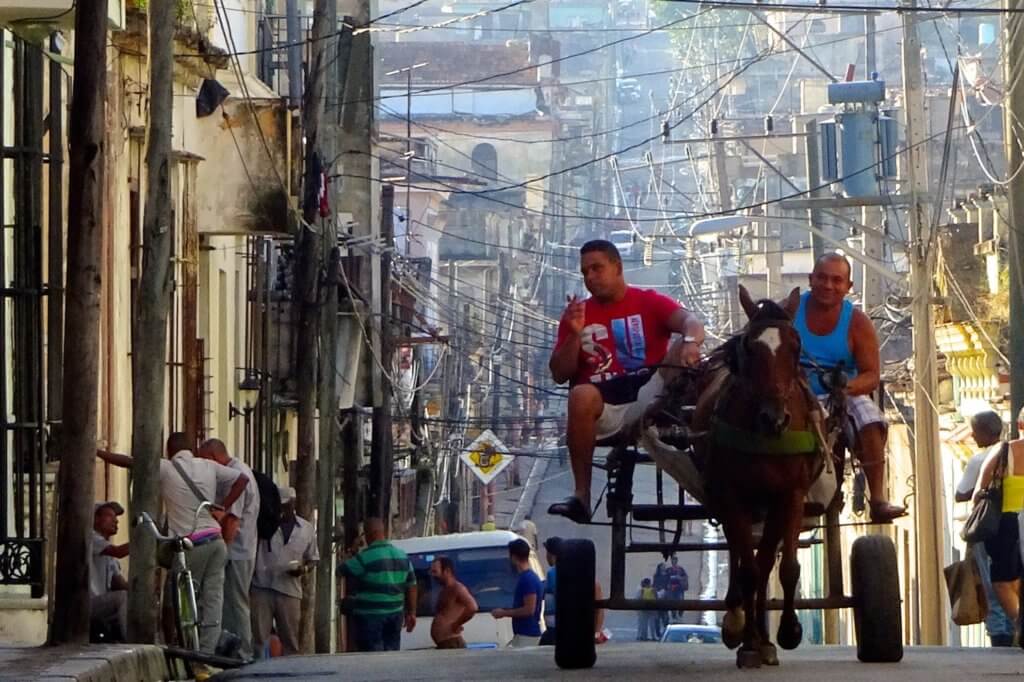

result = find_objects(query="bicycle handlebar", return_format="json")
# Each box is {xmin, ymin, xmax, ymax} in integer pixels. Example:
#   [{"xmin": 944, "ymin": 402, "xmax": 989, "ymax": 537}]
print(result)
[{"xmin": 136, "ymin": 500, "xmax": 224, "ymax": 541}]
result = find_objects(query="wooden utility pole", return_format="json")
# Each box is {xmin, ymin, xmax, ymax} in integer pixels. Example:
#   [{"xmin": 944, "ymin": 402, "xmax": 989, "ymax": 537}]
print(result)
[
  {"xmin": 1006, "ymin": 0, "xmax": 1024, "ymax": 437},
  {"xmin": 314, "ymin": 2, "xmax": 352, "ymax": 655},
  {"xmin": 315, "ymin": 246, "xmax": 340, "ymax": 653},
  {"xmin": 50, "ymin": 0, "xmax": 108, "ymax": 645},
  {"xmin": 127, "ymin": 0, "xmax": 175, "ymax": 643},
  {"xmin": 901, "ymin": 0, "xmax": 948, "ymax": 644},
  {"xmin": 369, "ymin": 186, "xmax": 395, "ymax": 522},
  {"xmin": 294, "ymin": 0, "xmax": 332, "ymax": 654}
]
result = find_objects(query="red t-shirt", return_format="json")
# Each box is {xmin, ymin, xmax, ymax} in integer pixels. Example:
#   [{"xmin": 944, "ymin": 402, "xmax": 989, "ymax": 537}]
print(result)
[{"xmin": 555, "ymin": 287, "xmax": 682, "ymax": 385}]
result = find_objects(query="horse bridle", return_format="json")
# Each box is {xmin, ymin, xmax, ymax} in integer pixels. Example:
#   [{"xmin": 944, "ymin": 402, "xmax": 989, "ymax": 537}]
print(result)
[{"xmin": 730, "ymin": 318, "xmax": 803, "ymax": 405}]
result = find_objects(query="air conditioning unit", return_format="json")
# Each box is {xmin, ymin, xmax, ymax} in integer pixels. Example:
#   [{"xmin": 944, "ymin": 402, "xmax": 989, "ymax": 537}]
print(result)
[{"xmin": 0, "ymin": 0, "xmax": 125, "ymax": 30}]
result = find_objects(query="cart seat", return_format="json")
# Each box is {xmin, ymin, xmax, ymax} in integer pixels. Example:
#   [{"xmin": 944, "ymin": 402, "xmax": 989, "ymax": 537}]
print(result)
[{"xmin": 594, "ymin": 433, "xmax": 637, "ymax": 449}]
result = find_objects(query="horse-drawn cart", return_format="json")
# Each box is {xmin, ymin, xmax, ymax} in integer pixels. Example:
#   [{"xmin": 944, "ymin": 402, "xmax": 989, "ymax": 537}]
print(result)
[{"xmin": 553, "ymin": 292, "xmax": 904, "ymax": 670}]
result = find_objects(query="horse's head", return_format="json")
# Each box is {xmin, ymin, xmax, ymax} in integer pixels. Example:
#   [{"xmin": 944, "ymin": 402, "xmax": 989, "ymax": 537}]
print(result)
[{"xmin": 726, "ymin": 285, "xmax": 803, "ymax": 436}]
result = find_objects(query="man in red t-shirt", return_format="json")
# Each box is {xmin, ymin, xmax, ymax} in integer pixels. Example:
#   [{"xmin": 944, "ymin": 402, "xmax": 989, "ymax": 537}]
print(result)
[{"xmin": 548, "ymin": 240, "xmax": 705, "ymax": 522}]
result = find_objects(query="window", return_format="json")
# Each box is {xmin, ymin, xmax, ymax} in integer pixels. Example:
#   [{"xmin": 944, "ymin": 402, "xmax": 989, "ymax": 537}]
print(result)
[
  {"xmin": 471, "ymin": 143, "xmax": 498, "ymax": 182},
  {"xmin": 408, "ymin": 547, "xmax": 522, "ymax": 616}
]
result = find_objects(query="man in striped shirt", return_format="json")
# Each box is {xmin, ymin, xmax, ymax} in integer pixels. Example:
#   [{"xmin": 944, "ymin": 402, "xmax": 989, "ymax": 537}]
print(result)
[{"xmin": 341, "ymin": 517, "xmax": 418, "ymax": 651}]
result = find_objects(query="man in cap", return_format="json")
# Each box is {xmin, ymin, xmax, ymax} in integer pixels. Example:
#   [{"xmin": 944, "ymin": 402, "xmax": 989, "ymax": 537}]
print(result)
[
  {"xmin": 251, "ymin": 486, "xmax": 318, "ymax": 657},
  {"xmin": 91, "ymin": 501, "xmax": 129, "ymax": 641}
]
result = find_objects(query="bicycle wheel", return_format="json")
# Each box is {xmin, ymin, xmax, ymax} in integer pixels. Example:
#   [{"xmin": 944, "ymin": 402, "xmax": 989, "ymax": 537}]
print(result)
[{"xmin": 172, "ymin": 570, "xmax": 201, "ymax": 652}]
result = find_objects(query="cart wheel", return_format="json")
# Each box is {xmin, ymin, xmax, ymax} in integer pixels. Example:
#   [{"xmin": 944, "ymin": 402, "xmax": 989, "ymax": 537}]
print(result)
[
  {"xmin": 850, "ymin": 535, "xmax": 903, "ymax": 663},
  {"xmin": 555, "ymin": 538, "xmax": 596, "ymax": 670}
]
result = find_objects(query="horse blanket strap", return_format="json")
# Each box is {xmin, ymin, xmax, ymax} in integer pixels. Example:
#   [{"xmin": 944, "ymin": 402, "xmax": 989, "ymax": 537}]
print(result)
[{"xmin": 710, "ymin": 417, "xmax": 820, "ymax": 456}]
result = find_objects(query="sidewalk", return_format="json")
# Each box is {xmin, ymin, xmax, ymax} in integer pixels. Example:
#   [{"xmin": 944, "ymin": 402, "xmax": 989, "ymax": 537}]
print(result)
[{"xmin": 0, "ymin": 644, "xmax": 171, "ymax": 682}]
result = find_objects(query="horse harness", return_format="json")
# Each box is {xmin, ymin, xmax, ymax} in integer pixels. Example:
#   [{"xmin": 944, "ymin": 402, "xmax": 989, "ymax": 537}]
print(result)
[{"xmin": 709, "ymin": 316, "xmax": 829, "ymax": 465}]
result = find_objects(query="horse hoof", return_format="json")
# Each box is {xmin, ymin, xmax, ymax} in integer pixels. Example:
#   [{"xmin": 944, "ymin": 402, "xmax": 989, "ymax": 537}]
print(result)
[
  {"xmin": 736, "ymin": 649, "xmax": 762, "ymax": 669},
  {"xmin": 759, "ymin": 643, "xmax": 779, "ymax": 666},
  {"xmin": 722, "ymin": 608, "xmax": 745, "ymax": 650},
  {"xmin": 777, "ymin": 613, "xmax": 803, "ymax": 650}
]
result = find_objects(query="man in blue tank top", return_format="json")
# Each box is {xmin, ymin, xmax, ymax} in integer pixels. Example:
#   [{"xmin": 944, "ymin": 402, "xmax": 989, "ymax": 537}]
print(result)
[{"xmin": 794, "ymin": 253, "xmax": 905, "ymax": 522}]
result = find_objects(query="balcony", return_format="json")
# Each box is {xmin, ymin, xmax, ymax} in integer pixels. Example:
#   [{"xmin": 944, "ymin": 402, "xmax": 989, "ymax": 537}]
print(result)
[{"xmin": 0, "ymin": 0, "xmax": 125, "ymax": 29}]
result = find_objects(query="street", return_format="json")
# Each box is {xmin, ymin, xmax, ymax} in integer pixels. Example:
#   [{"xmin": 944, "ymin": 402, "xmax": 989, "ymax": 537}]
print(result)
[
  {"xmin": 212, "ymin": 644, "xmax": 1024, "ymax": 681},
  {"xmin": 6, "ymin": 0, "xmax": 1024, "ymax": 666}
]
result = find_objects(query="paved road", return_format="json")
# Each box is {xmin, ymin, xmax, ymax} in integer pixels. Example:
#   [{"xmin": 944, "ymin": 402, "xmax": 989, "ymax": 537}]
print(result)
[{"xmin": 211, "ymin": 644, "xmax": 1024, "ymax": 681}]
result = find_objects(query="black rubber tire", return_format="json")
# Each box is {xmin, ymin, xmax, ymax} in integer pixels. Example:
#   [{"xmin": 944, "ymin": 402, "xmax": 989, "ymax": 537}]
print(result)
[
  {"xmin": 850, "ymin": 534, "xmax": 903, "ymax": 663},
  {"xmin": 555, "ymin": 538, "xmax": 597, "ymax": 669}
]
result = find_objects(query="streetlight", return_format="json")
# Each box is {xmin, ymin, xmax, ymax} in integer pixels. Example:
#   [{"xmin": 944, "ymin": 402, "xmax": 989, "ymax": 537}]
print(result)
[
  {"xmin": 685, "ymin": 214, "xmax": 901, "ymax": 285},
  {"xmin": 229, "ymin": 370, "xmax": 262, "ymax": 467}
]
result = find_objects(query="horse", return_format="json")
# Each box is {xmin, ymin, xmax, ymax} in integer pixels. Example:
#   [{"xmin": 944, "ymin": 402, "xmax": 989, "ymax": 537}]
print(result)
[{"xmin": 697, "ymin": 285, "xmax": 823, "ymax": 668}]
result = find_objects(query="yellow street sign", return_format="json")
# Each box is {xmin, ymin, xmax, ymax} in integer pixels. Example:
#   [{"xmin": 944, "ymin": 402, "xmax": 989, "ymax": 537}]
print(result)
[{"xmin": 460, "ymin": 429, "xmax": 514, "ymax": 485}]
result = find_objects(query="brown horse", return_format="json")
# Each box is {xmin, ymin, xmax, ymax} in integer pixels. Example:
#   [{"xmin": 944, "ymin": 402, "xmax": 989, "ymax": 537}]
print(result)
[{"xmin": 699, "ymin": 285, "xmax": 822, "ymax": 668}]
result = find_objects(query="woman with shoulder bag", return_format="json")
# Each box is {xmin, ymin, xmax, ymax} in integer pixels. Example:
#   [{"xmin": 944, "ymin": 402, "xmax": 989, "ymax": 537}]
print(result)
[{"xmin": 973, "ymin": 427, "xmax": 1024, "ymax": 626}]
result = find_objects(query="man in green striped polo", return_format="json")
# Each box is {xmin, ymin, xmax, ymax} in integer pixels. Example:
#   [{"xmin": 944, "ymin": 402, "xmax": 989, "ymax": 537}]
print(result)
[{"xmin": 341, "ymin": 517, "xmax": 418, "ymax": 651}]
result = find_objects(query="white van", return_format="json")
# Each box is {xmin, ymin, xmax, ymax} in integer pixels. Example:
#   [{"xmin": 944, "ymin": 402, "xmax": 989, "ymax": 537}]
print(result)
[{"xmin": 392, "ymin": 531, "xmax": 545, "ymax": 650}]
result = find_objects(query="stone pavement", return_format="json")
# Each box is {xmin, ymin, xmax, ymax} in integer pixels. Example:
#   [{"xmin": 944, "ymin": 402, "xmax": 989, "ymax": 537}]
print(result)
[
  {"xmin": 0, "ymin": 644, "xmax": 171, "ymax": 682},
  {"xmin": 210, "ymin": 643, "xmax": 1024, "ymax": 681}
]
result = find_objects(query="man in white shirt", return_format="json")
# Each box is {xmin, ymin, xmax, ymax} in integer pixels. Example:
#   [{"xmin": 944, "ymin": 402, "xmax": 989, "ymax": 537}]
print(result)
[
  {"xmin": 955, "ymin": 410, "xmax": 1014, "ymax": 646},
  {"xmin": 97, "ymin": 432, "xmax": 249, "ymax": 653},
  {"xmin": 91, "ymin": 501, "xmax": 129, "ymax": 641},
  {"xmin": 251, "ymin": 487, "xmax": 319, "ymax": 657},
  {"xmin": 199, "ymin": 438, "xmax": 260, "ymax": 660}
]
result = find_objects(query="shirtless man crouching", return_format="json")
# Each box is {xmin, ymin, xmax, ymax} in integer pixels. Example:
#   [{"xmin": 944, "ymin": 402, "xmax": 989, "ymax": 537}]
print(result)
[{"xmin": 429, "ymin": 557, "xmax": 478, "ymax": 649}]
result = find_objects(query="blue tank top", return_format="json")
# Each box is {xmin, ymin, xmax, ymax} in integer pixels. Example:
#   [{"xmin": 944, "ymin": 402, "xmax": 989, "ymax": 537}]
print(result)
[{"xmin": 794, "ymin": 292, "xmax": 857, "ymax": 395}]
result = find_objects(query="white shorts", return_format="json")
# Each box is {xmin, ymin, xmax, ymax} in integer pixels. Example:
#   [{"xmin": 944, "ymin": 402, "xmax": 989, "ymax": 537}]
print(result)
[
  {"xmin": 595, "ymin": 372, "xmax": 665, "ymax": 441},
  {"xmin": 816, "ymin": 393, "xmax": 886, "ymax": 442}
]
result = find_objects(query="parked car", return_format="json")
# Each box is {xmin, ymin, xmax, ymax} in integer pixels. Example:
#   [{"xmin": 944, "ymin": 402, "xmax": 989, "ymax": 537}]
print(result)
[
  {"xmin": 392, "ymin": 531, "xmax": 545, "ymax": 650},
  {"xmin": 660, "ymin": 624, "xmax": 722, "ymax": 644},
  {"xmin": 608, "ymin": 229, "xmax": 636, "ymax": 259}
]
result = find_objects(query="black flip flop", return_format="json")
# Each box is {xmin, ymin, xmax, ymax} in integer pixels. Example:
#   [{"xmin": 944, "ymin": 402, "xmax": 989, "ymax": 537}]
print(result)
[{"xmin": 548, "ymin": 496, "xmax": 591, "ymax": 524}]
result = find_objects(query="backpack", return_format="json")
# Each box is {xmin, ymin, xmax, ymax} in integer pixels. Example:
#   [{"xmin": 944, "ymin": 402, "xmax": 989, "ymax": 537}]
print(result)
[{"xmin": 254, "ymin": 471, "xmax": 282, "ymax": 541}]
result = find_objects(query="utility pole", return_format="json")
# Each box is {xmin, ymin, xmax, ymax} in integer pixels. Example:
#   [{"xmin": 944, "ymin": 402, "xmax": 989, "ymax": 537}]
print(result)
[
  {"xmin": 370, "ymin": 186, "xmax": 396, "ymax": 523},
  {"xmin": 50, "ymin": 0, "xmax": 107, "ymax": 645},
  {"xmin": 803, "ymin": 120, "xmax": 827, "ymax": 260},
  {"xmin": 901, "ymin": 0, "xmax": 947, "ymax": 644},
  {"xmin": 294, "ymin": 0, "xmax": 331, "ymax": 654},
  {"xmin": 337, "ymin": 0, "xmax": 373, "ymax": 538},
  {"xmin": 315, "ymin": 0, "xmax": 345, "ymax": 654},
  {"xmin": 126, "ymin": 0, "xmax": 174, "ymax": 644},
  {"xmin": 1006, "ymin": 0, "xmax": 1024, "ymax": 437},
  {"xmin": 711, "ymin": 128, "xmax": 731, "ymax": 212},
  {"xmin": 862, "ymin": 17, "xmax": 883, "ymax": 310}
]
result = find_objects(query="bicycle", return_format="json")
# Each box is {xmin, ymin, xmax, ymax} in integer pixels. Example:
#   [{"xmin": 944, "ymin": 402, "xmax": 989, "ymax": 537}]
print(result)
[{"xmin": 137, "ymin": 500, "xmax": 221, "ymax": 652}]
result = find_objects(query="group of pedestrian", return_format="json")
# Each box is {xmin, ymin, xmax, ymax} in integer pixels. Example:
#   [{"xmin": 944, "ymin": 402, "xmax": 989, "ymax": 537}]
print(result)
[
  {"xmin": 958, "ymin": 408, "xmax": 1024, "ymax": 647},
  {"xmin": 92, "ymin": 434, "xmax": 318, "ymax": 661},
  {"xmin": 637, "ymin": 555, "xmax": 689, "ymax": 641}
]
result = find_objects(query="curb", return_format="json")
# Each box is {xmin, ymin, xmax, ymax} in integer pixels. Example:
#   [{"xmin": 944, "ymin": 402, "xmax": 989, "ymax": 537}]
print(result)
[{"xmin": 0, "ymin": 645, "xmax": 170, "ymax": 682}]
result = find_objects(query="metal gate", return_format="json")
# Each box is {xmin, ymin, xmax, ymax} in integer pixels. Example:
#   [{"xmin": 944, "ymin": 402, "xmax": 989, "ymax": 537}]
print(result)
[{"xmin": 0, "ymin": 34, "xmax": 63, "ymax": 598}]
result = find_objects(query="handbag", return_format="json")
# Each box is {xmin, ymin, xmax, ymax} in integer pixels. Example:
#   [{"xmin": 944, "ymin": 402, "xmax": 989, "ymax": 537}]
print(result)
[
  {"xmin": 961, "ymin": 442, "xmax": 1009, "ymax": 544},
  {"xmin": 943, "ymin": 552, "xmax": 988, "ymax": 625}
]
